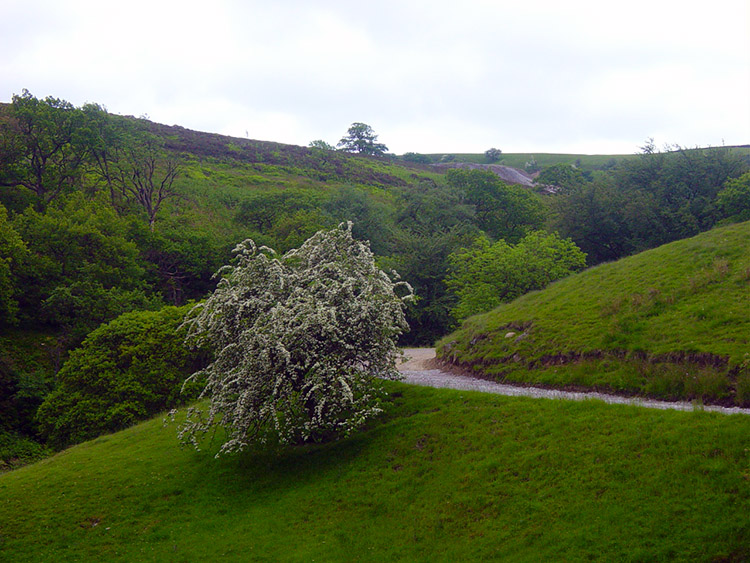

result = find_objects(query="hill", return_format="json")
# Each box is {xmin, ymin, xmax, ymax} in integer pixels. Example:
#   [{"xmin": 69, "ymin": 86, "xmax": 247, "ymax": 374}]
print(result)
[
  {"xmin": 1, "ymin": 382, "xmax": 749, "ymax": 561},
  {"xmin": 437, "ymin": 221, "xmax": 750, "ymax": 406}
]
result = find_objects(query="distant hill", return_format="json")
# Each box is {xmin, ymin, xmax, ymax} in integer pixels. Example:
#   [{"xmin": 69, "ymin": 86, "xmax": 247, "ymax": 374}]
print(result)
[{"xmin": 437, "ymin": 221, "xmax": 750, "ymax": 407}]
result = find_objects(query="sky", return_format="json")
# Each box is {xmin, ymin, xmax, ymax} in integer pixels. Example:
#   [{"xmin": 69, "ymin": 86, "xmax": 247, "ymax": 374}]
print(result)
[{"xmin": 1, "ymin": 0, "xmax": 749, "ymax": 155}]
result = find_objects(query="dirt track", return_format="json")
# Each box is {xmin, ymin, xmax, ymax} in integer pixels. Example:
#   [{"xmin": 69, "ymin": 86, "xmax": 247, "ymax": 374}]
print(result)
[{"xmin": 398, "ymin": 348, "xmax": 750, "ymax": 416}]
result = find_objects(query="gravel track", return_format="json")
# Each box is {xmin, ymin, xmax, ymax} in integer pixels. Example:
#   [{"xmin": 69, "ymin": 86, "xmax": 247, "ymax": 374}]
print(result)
[{"xmin": 398, "ymin": 348, "xmax": 750, "ymax": 416}]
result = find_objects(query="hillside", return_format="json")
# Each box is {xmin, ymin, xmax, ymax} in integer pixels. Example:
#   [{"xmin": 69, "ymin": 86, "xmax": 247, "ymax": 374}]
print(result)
[
  {"xmin": 437, "ymin": 221, "xmax": 750, "ymax": 406},
  {"xmin": 1, "ymin": 382, "xmax": 749, "ymax": 561},
  {"xmin": 432, "ymin": 145, "xmax": 750, "ymax": 172}
]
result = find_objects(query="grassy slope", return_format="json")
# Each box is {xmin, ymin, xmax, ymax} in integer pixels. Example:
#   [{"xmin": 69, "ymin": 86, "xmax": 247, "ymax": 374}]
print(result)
[
  {"xmin": 1, "ymin": 382, "xmax": 749, "ymax": 562},
  {"xmin": 437, "ymin": 221, "xmax": 750, "ymax": 406},
  {"xmin": 435, "ymin": 145, "xmax": 750, "ymax": 172}
]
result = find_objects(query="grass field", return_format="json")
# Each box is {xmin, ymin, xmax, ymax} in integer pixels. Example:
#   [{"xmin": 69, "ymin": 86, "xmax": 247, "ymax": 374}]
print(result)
[
  {"xmin": 437, "ymin": 221, "xmax": 750, "ymax": 406},
  {"xmin": 1, "ymin": 382, "xmax": 749, "ymax": 562},
  {"xmin": 432, "ymin": 145, "xmax": 750, "ymax": 173}
]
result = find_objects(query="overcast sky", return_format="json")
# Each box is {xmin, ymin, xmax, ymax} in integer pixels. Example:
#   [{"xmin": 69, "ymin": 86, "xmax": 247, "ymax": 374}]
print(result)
[{"xmin": 2, "ymin": 0, "xmax": 748, "ymax": 155}]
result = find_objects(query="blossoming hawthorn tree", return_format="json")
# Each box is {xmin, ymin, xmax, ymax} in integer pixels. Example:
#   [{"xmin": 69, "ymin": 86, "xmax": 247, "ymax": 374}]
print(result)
[{"xmin": 176, "ymin": 223, "xmax": 413, "ymax": 456}]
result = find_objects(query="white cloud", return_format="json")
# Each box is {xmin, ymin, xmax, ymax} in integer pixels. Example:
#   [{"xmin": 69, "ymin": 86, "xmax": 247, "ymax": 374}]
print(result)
[{"xmin": 1, "ymin": 0, "xmax": 748, "ymax": 154}]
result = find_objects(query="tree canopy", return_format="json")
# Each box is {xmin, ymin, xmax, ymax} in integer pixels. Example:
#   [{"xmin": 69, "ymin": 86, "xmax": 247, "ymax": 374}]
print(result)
[{"xmin": 337, "ymin": 123, "xmax": 388, "ymax": 156}]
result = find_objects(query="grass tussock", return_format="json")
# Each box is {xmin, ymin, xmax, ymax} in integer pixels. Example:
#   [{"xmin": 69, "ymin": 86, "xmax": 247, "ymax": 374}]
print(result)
[
  {"xmin": 437, "ymin": 221, "xmax": 750, "ymax": 406},
  {"xmin": 1, "ymin": 382, "xmax": 749, "ymax": 561}
]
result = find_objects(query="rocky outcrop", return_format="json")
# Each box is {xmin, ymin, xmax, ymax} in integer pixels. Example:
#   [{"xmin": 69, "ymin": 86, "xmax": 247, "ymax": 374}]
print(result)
[{"xmin": 430, "ymin": 162, "xmax": 535, "ymax": 187}]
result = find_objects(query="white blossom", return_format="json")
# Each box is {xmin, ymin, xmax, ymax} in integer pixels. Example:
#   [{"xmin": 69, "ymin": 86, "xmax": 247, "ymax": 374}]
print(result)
[{"xmin": 177, "ymin": 223, "xmax": 412, "ymax": 456}]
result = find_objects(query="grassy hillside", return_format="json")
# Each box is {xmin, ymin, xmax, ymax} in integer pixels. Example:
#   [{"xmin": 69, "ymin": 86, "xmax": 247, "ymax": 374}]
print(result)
[
  {"xmin": 435, "ymin": 145, "xmax": 750, "ymax": 173},
  {"xmin": 437, "ymin": 221, "xmax": 750, "ymax": 406},
  {"xmin": 1, "ymin": 382, "xmax": 748, "ymax": 562}
]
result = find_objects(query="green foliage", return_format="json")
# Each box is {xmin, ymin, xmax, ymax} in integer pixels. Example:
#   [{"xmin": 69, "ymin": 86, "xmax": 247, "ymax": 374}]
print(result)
[
  {"xmin": 0, "ymin": 203, "xmax": 27, "ymax": 324},
  {"xmin": 484, "ymin": 147, "xmax": 502, "ymax": 162},
  {"xmin": 323, "ymin": 186, "xmax": 396, "ymax": 256},
  {"xmin": 36, "ymin": 304, "xmax": 206, "ymax": 449},
  {"xmin": 534, "ymin": 162, "xmax": 586, "ymax": 191},
  {"xmin": 132, "ymin": 218, "xmax": 233, "ymax": 305},
  {"xmin": 12, "ymin": 193, "xmax": 155, "ymax": 338},
  {"xmin": 178, "ymin": 224, "xmax": 412, "ymax": 454},
  {"xmin": 446, "ymin": 168, "xmax": 545, "ymax": 242},
  {"xmin": 0, "ymin": 429, "xmax": 50, "ymax": 471},
  {"xmin": 308, "ymin": 139, "xmax": 335, "ymax": 151},
  {"xmin": 0, "ymin": 357, "xmax": 49, "ymax": 438},
  {"xmin": 402, "ymin": 152, "xmax": 432, "ymax": 164},
  {"xmin": 337, "ymin": 122, "xmax": 388, "ymax": 156},
  {"xmin": 384, "ymin": 181, "xmax": 479, "ymax": 343},
  {"xmin": 0, "ymin": 90, "xmax": 92, "ymax": 209},
  {"xmin": 438, "ymin": 221, "xmax": 750, "ymax": 405},
  {"xmin": 548, "ymin": 146, "xmax": 748, "ymax": 264},
  {"xmin": 717, "ymin": 171, "xmax": 750, "ymax": 223},
  {"xmin": 549, "ymin": 177, "xmax": 632, "ymax": 264},
  {"xmin": 447, "ymin": 231, "xmax": 587, "ymax": 320}
]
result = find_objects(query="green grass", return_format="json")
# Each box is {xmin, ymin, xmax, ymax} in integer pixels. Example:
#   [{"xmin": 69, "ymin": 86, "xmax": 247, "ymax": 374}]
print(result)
[
  {"xmin": 431, "ymin": 152, "xmax": 631, "ymax": 172},
  {"xmin": 1, "ymin": 382, "xmax": 749, "ymax": 561},
  {"xmin": 437, "ymin": 221, "xmax": 750, "ymax": 406},
  {"xmin": 434, "ymin": 145, "xmax": 750, "ymax": 173}
]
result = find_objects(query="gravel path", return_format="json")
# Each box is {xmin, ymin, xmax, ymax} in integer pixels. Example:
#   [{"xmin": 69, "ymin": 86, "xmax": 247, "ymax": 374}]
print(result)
[{"xmin": 398, "ymin": 348, "xmax": 750, "ymax": 416}]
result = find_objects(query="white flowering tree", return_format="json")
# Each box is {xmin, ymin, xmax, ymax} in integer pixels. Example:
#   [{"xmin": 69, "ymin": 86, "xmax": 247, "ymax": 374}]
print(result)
[{"xmin": 177, "ymin": 223, "xmax": 412, "ymax": 455}]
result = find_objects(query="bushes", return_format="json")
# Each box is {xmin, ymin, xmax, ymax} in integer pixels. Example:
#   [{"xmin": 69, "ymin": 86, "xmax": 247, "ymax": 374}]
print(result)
[
  {"xmin": 37, "ymin": 305, "xmax": 208, "ymax": 449},
  {"xmin": 447, "ymin": 231, "xmax": 587, "ymax": 320},
  {"xmin": 0, "ymin": 430, "xmax": 50, "ymax": 471}
]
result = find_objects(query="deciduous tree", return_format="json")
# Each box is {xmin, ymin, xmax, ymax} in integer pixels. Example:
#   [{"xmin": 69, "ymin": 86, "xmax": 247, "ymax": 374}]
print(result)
[
  {"xmin": 337, "ymin": 123, "xmax": 388, "ymax": 156},
  {"xmin": 0, "ymin": 90, "xmax": 91, "ymax": 210}
]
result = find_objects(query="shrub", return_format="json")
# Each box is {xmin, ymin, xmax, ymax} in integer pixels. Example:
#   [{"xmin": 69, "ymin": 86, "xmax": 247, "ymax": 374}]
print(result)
[
  {"xmin": 37, "ymin": 304, "xmax": 208, "ymax": 449},
  {"xmin": 177, "ymin": 223, "xmax": 412, "ymax": 455},
  {"xmin": 447, "ymin": 231, "xmax": 587, "ymax": 320}
]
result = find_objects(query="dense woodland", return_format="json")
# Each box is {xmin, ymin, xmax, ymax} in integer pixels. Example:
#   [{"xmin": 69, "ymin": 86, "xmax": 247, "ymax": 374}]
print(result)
[{"xmin": 1, "ymin": 90, "xmax": 749, "ymax": 462}]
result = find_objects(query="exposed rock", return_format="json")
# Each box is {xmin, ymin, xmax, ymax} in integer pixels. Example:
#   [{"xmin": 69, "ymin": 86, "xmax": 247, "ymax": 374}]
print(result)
[{"xmin": 430, "ymin": 162, "xmax": 535, "ymax": 187}]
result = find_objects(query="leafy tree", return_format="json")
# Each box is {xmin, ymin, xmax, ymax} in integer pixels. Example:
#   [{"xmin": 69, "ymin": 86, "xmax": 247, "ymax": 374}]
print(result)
[
  {"xmin": 549, "ymin": 178, "xmax": 632, "ymax": 265},
  {"xmin": 36, "ymin": 305, "xmax": 207, "ymax": 449},
  {"xmin": 484, "ymin": 148, "xmax": 502, "ymax": 162},
  {"xmin": 384, "ymin": 182, "xmax": 478, "ymax": 343},
  {"xmin": 613, "ymin": 144, "xmax": 745, "ymax": 245},
  {"xmin": 337, "ymin": 123, "xmax": 388, "ymax": 156},
  {"xmin": 447, "ymin": 231, "xmax": 586, "ymax": 320},
  {"xmin": 0, "ymin": 203, "xmax": 27, "ymax": 324},
  {"xmin": 12, "ymin": 193, "xmax": 155, "ymax": 338},
  {"xmin": 717, "ymin": 171, "xmax": 750, "ymax": 223},
  {"xmin": 0, "ymin": 90, "xmax": 91, "ymax": 210},
  {"xmin": 177, "ymin": 224, "xmax": 412, "ymax": 455},
  {"xmin": 308, "ymin": 139, "xmax": 335, "ymax": 151},
  {"xmin": 447, "ymin": 168, "xmax": 545, "ymax": 242},
  {"xmin": 134, "ymin": 220, "xmax": 233, "ymax": 306},
  {"xmin": 550, "ymin": 146, "xmax": 747, "ymax": 265}
]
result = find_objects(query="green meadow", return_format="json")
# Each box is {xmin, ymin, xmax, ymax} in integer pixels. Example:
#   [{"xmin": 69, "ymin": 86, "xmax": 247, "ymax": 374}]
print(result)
[{"xmin": 1, "ymin": 382, "xmax": 749, "ymax": 562}]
